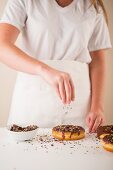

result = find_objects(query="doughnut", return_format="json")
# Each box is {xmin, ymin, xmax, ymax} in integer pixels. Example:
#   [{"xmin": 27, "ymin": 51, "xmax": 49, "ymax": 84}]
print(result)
[
  {"xmin": 101, "ymin": 134, "xmax": 113, "ymax": 152},
  {"xmin": 97, "ymin": 125, "xmax": 113, "ymax": 139},
  {"xmin": 52, "ymin": 125, "xmax": 85, "ymax": 140}
]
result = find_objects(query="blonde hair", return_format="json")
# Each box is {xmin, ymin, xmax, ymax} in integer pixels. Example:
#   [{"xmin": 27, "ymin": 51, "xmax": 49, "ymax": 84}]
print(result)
[{"xmin": 90, "ymin": 0, "xmax": 108, "ymax": 23}]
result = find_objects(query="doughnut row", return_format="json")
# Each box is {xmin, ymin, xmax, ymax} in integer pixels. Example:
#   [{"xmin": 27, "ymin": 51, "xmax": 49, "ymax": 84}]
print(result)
[{"xmin": 52, "ymin": 124, "xmax": 113, "ymax": 152}]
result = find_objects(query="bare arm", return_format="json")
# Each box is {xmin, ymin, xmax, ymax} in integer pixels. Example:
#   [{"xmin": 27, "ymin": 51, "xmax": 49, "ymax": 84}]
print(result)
[
  {"xmin": 0, "ymin": 23, "xmax": 75, "ymax": 104},
  {"xmin": 90, "ymin": 50, "xmax": 106, "ymax": 111},
  {"xmin": 0, "ymin": 24, "xmax": 45, "ymax": 75},
  {"xmin": 86, "ymin": 50, "xmax": 106, "ymax": 132}
]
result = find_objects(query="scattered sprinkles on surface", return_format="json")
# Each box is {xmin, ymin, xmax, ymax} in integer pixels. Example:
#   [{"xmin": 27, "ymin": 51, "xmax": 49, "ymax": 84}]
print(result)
[{"xmin": 16, "ymin": 131, "xmax": 102, "ymax": 155}]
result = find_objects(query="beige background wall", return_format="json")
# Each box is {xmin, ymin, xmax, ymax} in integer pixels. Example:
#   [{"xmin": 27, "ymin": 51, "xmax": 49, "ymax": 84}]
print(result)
[{"xmin": 0, "ymin": 0, "xmax": 113, "ymax": 127}]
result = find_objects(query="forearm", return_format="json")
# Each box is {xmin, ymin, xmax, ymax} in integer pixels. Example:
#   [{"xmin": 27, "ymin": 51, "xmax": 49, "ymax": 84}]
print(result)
[
  {"xmin": 89, "ymin": 55, "xmax": 106, "ymax": 112},
  {"xmin": 0, "ymin": 42, "xmax": 46, "ymax": 75}
]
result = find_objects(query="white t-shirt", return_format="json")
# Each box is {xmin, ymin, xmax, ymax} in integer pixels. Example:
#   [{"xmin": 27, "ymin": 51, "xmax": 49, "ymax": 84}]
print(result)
[{"xmin": 0, "ymin": 0, "xmax": 112, "ymax": 63}]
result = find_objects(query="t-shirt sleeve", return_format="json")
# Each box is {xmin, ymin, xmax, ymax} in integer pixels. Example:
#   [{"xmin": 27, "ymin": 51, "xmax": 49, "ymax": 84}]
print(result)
[
  {"xmin": 0, "ymin": 0, "xmax": 27, "ymax": 31},
  {"xmin": 88, "ymin": 10, "xmax": 112, "ymax": 52}
]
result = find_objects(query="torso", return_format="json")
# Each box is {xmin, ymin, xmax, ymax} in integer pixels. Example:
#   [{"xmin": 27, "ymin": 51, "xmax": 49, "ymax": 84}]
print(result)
[{"xmin": 18, "ymin": 0, "xmax": 97, "ymax": 63}]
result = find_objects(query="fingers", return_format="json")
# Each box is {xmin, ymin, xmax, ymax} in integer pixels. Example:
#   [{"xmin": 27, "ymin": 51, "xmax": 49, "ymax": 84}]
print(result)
[
  {"xmin": 89, "ymin": 117, "xmax": 96, "ymax": 133},
  {"xmin": 64, "ymin": 79, "xmax": 72, "ymax": 104},
  {"xmin": 55, "ymin": 72, "xmax": 75, "ymax": 104},
  {"xmin": 58, "ymin": 80, "xmax": 66, "ymax": 103},
  {"xmin": 101, "ymin": 118, "xmax": 105, "ymax": 126},
  {"xmin": 59, "ymin": 79, "xmax": 72, "ymax": 104},
  {"xmin": 69, "ymin": 78, "xmax": 75, "ymax": 101},
  {"xmin": 89, "ymin": 117, "xmax": 105, "ymax": 133},
  {"xmin": 91, "ymin": 117, "xmax": 102, "ymax": 132},
  {"xmin": 63, "ymin": 78, "xmax": 75, "ymax": 104},
  {"xmin": 63, "ymin": 74, "xmax": 75, "ymax": 104},
  {"xmin": 86, "ymin": 114, "xmax": 97, "ymax": 133}
]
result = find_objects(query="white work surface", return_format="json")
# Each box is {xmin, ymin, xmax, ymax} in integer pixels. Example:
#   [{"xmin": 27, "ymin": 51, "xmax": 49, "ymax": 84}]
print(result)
[{"xmin": 0, "ymin": 128, "xmax": 113, "ymax": 170}]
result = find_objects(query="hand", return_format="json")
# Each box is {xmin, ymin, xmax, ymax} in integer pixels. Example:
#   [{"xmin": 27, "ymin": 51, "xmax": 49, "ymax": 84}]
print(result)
[
  {"xmin": 39, "ymin": 63, "xmax": 75, "ymax": 104},
  {"xmin": 86, "ymin": 109, "xmax": 105, "ymax": 133}
]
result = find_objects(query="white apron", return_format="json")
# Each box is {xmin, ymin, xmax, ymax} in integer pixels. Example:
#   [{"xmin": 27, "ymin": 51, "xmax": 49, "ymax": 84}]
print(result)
[{"xmin": 8, "ymin": 60, "xmax": 91, "ymax": 128}]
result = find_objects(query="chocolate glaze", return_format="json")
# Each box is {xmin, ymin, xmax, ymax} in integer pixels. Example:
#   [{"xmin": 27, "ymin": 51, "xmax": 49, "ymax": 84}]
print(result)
[
  {"xmin": 103, "ymin": 134, "xmax": 113, "ymax": 144},
  {"xmin": 62, "ymin": 132, "xmax": 65, "ymax": 140},
  {"xmin": 97, "ymin": 125, "xmax": 113, "ymax": 139},
  {"xmin": 53, "ymin": 125, "xmax": 85, "ymax": 138},
  {"xmin": 10, "ymin": 124, "xmax": 38, "ymax": 132}
]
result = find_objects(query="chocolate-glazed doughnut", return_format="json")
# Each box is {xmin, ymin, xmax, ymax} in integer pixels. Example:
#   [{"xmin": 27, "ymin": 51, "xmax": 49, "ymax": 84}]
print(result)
[
  {"xmin": 101, "ymin": 134, "xmax": 113, "ymax": 152},
  {"xmin": 97, "ymin": 125, "xmax": 113, "ymax": 139},
  {"xmin": 52, "ymin": 125, "xmax": 85, "ymax": 140}
]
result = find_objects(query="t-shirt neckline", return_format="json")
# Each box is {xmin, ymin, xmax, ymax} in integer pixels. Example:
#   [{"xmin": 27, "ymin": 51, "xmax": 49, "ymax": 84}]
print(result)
[{"xmin": 53, "ymin": 0, "xmax": 78, "ymax": 12}]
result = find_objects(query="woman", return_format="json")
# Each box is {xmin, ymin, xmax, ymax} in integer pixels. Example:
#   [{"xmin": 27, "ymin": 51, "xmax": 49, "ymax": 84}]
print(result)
[{"xmin": 0, "ymin": 0, "xmax": 112, "ymax": 132}]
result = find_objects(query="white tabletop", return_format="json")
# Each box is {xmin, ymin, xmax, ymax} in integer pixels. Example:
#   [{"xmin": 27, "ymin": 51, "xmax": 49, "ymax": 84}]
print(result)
[{"xmin": 0, "ymin": 128, "xmax": 113, "ymax": 170}]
